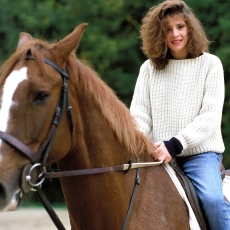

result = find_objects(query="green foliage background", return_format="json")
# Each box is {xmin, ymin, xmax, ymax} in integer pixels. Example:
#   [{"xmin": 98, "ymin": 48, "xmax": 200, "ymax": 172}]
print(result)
[{"xmin": 1, "ymin": 0, "xmax": 230, "ymax": 203}]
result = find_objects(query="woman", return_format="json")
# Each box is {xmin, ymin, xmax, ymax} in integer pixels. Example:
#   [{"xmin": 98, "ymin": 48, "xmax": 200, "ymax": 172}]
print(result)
[{"xmin": 130, "ymin": 0, "xmax": 230, "ymax": 229}]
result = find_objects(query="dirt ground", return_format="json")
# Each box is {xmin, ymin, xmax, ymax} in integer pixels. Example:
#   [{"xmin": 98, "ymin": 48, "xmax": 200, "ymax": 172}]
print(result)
[{"xmin": 0, "ymin": 208, "xmax": 71, "ymax": 230}]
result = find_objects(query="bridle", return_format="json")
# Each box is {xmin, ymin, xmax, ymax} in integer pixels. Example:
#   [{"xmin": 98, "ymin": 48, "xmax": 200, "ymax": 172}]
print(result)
[{"xmin": 0, "ymin": 56, "xmax": 162, "ymax": 230}]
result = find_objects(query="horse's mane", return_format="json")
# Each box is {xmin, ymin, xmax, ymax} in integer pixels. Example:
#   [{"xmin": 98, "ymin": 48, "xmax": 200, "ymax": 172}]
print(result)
[
  {"xmin": 68, "ymin": 57, "xmax": 154, "ymax": 156},
  {"xmin": 0, "ymin": 39, "xmax": 154, "ymax": 157}
]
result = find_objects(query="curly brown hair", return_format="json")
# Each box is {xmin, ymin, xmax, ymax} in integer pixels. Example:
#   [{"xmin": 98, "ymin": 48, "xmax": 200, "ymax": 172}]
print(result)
[{"xmin": 140, "ymin": 0, "xmax": 210, "ymax": 70}]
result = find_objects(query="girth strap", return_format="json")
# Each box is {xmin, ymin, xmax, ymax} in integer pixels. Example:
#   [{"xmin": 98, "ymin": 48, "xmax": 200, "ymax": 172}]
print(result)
[{"xmin": 121, "ymin": 159, "xmax": 140, "ymax": 230}]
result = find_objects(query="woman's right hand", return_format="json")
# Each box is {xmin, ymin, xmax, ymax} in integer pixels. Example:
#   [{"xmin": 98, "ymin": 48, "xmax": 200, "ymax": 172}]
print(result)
[{"xmin": 153, "ymin": 141, "xmax": 172, "ymax": 164}]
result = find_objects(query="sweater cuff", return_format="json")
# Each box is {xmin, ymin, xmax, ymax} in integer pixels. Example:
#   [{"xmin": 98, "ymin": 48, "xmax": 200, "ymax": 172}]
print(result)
[{"xmin": 163, "ymin": 137, "xmax": 183, "ymax": 158}]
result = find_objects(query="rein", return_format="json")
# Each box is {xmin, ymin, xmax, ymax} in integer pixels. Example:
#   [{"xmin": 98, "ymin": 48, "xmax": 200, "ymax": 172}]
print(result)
[{"xmin": 0, "ymin": 57, "xmax": 162, "ymax": 230}]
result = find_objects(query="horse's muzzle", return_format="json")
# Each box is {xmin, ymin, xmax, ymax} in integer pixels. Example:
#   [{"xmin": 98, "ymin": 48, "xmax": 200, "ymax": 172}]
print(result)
[{"xmin": 0, "ymin": 180, "xmax": 22, "ymax": 212}]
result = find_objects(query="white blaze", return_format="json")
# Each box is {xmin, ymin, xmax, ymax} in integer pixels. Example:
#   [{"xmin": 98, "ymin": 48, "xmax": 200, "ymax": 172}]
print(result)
[{"xmin": 0, "ymin": 67, "xmax": 28, "ymax": 153}]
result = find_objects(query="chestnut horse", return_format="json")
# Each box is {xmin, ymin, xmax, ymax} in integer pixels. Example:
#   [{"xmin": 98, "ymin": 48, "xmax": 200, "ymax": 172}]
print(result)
[{"xmin": 0, "ymin": 24, "xmax": 190, "ymax": 229}]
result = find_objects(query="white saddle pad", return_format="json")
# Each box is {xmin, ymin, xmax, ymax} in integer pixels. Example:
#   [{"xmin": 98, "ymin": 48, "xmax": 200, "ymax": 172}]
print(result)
[
  {"xmin": 163, "ymin": 164, "xmax": 201, "ymax": 230},
  {"xmin": 223, "ymin": 175, "xmax": 230, "ymax": 202}
]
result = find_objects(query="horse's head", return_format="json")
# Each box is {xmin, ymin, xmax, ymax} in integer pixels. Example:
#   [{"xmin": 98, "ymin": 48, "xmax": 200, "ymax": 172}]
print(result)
[{"xmin": 0, "ymin": 23, "xmax": 87, "ymax": 211}]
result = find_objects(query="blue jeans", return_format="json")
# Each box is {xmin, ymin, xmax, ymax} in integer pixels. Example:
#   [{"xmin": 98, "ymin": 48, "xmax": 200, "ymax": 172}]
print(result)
[{"xmin": 177, "ymin": 152, "xmax": 230, "ymax": 230}]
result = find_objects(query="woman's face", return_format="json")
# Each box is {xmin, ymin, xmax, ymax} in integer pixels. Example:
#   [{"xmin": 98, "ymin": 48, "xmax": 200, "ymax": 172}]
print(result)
[{"xmin": 165, "ymin": 15, "xmax": 189, "ymax": 59}]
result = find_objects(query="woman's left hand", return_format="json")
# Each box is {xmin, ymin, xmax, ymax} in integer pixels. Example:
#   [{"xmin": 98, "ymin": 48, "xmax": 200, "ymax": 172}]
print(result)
[{"xmin": 153, "ymin": 141, "xmax": 172, "ymax": 164}]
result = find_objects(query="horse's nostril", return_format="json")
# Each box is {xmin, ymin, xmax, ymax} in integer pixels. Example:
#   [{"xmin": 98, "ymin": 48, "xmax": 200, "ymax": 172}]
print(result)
[{"xmin": 0, "ymin": 182, "xmax": 7, "ymax": 205}]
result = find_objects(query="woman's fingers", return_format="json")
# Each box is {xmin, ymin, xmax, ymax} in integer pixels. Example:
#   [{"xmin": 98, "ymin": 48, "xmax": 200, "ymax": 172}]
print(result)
[{"xmin": 153, "ymin": 142, "xmax": 172, "ymax": 164}]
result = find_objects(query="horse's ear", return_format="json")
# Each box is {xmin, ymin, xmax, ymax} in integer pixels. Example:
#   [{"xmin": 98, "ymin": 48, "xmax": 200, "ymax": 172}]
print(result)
[
  {"xmin": 55, "ymin": 23, "xmax": 88, "ymax": 58},
  {"xmin": 17, "ymin": 32, "xmax": 33, "ymax": 50}
]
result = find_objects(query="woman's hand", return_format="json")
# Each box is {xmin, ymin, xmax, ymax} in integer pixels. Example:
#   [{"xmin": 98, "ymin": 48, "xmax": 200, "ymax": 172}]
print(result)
[{"xmin": 153, "ymin": 141, "xmax": 172, "ymax": 164}]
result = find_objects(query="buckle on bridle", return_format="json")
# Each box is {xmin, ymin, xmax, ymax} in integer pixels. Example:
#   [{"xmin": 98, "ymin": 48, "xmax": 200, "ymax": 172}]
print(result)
[{"xmin": 21, "ymin": 163, "xmax": 46, "ymax": 193}]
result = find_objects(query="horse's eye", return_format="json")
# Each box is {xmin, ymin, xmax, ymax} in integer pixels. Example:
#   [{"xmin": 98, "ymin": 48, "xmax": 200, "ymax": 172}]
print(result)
[{"xmin": 34, "ymin": 92, "xmax": 49, "ymax": 104}]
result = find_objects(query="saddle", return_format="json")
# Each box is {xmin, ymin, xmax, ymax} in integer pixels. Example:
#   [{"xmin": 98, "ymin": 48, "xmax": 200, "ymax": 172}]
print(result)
[{"xmin": 169, "ymin": 159, "xmax": 209, "ymax": 230}]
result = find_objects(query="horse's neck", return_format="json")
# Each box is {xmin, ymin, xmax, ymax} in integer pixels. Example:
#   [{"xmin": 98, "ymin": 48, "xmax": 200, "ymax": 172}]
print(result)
[
  {"xmin": 70, "ymin": 94, "xmax": 135, "ymax": 167},
  {"xmin": 57, "ymin": 99, "xmax": 139, "ymax": 228}
]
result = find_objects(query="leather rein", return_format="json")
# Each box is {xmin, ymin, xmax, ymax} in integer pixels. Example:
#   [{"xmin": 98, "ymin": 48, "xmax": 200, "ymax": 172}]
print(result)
[{"xmin": 0, "ymin": 56, "xmax": 162, "ymax": 230}]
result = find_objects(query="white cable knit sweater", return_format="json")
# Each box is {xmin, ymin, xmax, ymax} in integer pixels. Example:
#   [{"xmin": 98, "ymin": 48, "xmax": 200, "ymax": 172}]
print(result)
[{"xmin": 130, "ymin": 52, "xmax": 225, "ymax": 157}]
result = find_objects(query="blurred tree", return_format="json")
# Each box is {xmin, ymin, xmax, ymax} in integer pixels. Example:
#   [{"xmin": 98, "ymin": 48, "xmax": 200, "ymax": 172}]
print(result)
[
  {"xmin": 0, "ymin": 0, "xmax": 153, "ymax": 105},
  {"xmin": 187, "ymin": 0, "xmax": 230, "ymax": 167}
]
